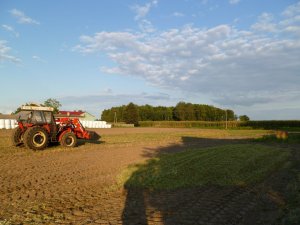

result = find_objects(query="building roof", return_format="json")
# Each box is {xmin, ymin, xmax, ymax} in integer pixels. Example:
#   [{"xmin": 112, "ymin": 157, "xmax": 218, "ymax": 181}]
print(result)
[
  {"xmin": 56, "ymin": 111, "xmax": 96, "ymax": 120},
  {"xmin": 83, "ymin": 111, "xmax": 96, "ymax": 117},
  {"xmin": 0, "ymin": 114, "xmax": 17, "ymax": 119},
  {"xmin": 59, "ymin": 111, "xmax": 84, "ymax": 116}
]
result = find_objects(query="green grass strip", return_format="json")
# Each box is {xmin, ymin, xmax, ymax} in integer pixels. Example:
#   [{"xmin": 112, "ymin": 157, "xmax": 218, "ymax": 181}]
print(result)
[{"xmin": 119, "ymin": 144, "xmax": 290, "ymax": 190}]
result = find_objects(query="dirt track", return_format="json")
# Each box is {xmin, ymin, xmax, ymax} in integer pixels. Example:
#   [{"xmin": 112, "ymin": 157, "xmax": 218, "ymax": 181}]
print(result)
[{"xmin": 0, "ymin": 128, "xmax": 294, "ymax": 224}]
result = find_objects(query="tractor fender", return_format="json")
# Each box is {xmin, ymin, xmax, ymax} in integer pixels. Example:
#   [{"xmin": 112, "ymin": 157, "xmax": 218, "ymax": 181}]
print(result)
[{"xmin": 58, "ymin": 129, "xmax": 73, "ymax": 142}]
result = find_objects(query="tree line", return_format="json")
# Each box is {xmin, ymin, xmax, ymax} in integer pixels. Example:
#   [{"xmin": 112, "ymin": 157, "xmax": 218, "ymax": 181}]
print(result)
[{"xmin": 101, "ymin": 102, "xmax": 239, "ymax": 125}]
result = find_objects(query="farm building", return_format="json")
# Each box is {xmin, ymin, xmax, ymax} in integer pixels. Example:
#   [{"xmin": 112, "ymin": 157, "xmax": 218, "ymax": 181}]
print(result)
[
  {"xmin": 0, "ymin": 114, "xmax": 17, "ymax": 120},
  {"xmin": 56, "ymin": 111, "xmax": 96, "ymax": 121}
]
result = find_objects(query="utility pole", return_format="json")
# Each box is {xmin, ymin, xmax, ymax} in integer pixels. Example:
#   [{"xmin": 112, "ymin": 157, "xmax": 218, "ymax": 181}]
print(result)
[
  {"xmin": 114, "ymin": 111, "xmax": 117, "ymax": 124},
  {"xmin": 225, "ymin": 109, "xmax": 228, "ymax": 129}
]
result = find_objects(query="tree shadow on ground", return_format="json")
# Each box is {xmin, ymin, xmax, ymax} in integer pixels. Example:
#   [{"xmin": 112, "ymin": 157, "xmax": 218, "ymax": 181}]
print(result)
[
  {"xmin": 121, "ymin": 135, "xmax": 296, "ymax": 225},
  {"xmin": 141, "ymin": 136, "xmax": 250, "ymax": 158}
]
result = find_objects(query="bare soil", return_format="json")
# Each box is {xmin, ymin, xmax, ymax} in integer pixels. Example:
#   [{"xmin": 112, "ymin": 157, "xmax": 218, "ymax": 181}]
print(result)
[{"xmin": 0, "ymin": 128, "xmax": 296, "ymax": 224}]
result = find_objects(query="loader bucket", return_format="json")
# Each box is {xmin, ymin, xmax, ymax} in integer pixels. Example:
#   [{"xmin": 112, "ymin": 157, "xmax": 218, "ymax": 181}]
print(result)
[{"xmin": 88, "ymin": 131, "xmax": 101, "ymax": 141}]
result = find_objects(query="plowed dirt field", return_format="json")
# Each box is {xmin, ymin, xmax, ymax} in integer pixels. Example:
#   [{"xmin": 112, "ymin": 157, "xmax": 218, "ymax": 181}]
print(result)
[{"xmin": 0, "ymin": 128, "xmax": 297, "ymax": 224}]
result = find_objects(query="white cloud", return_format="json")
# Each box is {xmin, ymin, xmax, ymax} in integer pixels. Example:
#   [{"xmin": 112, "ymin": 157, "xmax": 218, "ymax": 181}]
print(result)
[
  {"xmin": 229, "ymin": 0, "xmax": 240, "ymax": 5},
  {"xmin": 282, "ymin": 2, "xmax": 300, "ymax": 17},
  {"xmin": 139, "ymin": 19, "xmax": 156, "ymax": 33},
  {"xmin": 32, "ymin": 55, "xmax": 46, "ymax": 63},
  {"xmin": 10, "ymin": 9, "xmax": 40, "ymax": 25},
  {"xmin": 251, "ymin": 13, "xmax": 277, "ymax": 32},
  {"xmin": 253, "ymin": 8, "xmax": 300, "ymax": 36},
  {"xmin": 173, "ymin": 12, "xmax": 185, "ymax": 17},
  {"xmin": 0, "ymin": 40, "xmax": 21, "ymax": 63},
  {"xmin": 2, "ymin": 24, "xmax": 19, "ymax": 37},
  {"xmin": 131, "ymin": 0, "xmax": 158, "ymax": 21},
  {"xmin": 75, "ymin": 2, "xmax": 300, "ymax": 109},
  {"xmin": 74, "ymin": 32, "xmax": 141, "ymax": 54},
  {"xmin": 284, "ymin": 25, "xmax": 300, "ymax": 36},
  {"xmin": 131, "ymin": 0, "xmax": 158, "ymax": 33}
]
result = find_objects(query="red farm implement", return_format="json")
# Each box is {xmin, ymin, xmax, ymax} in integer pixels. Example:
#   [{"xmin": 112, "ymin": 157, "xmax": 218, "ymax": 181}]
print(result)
[{"xmin": 11, "ymin": 105, "xmax": 100, "ymax": 150}]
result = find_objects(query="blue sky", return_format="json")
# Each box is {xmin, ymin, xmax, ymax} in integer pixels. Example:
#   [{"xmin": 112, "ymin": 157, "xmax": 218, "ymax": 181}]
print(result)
[{"xmin": 0, "ymin": 0, "xmax": 299, "ymax": 120}]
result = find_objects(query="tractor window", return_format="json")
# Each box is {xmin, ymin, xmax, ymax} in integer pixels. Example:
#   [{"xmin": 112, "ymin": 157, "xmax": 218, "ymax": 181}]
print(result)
[
  {"xmin": 44, "ymin": 112, "xmax": 53, "ymax": 123},
  {"xmin": 32, "ymin": 111, "xmax": 43, "ymax": 123},
  {"xmin": 18, "ymin": 111, "xmax": 33, "ymax": 121}
]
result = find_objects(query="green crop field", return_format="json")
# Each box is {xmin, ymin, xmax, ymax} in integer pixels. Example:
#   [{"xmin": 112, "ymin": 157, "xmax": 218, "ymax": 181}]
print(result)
[{"xmin": 119, "ymin": 144, "xmax": 290, "ymax": 189}]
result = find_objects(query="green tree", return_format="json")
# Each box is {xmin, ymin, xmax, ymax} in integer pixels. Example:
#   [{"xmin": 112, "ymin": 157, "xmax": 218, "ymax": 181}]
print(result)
[
  {"xmin": 12, "ymin": 102, "xmax": 31, "ymax": 115},
  {"xmin": 44, "ymin": 98, "xmax": 62, "ymax": 114},
  {"xmin": 100, "ymin": 102, "xmax": 237, "ymax": 122},
  {"xmin": 185, "ymin": 103, "xmax": 195, "ymax": 120},
  {"xmin": 124, "ymin": 102, "xmax": 139, "ymax": 126},
  {"xmin": 101, "ymin": 109, "xmax": 113, "ymax": 122},
  {"xmin": 12, "ymin": 107, "xmax": 22, "ymax": 115},
  {"xmin": 139, "ymin": 104, "xmax": 154, "ymax": 121},
  {"xmin": 239, "ymin": 115, "xmax": 250, "ymax": 121},
  {"xmin": 226, "ymin": 110, "xmax": 235, "ymax": 121},
  {"xmin": 173, "ymin": 102, "xmax": 186, "ymax": 121}
]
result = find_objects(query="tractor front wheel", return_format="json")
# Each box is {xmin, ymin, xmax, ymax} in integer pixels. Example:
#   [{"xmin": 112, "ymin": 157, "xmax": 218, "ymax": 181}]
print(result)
[
  {"xmin": 11, "ymin": 127, "xmax": 23, "ymax": 146},
  {"xmin": 61, "ymin": 132, "xmax": 77, "ymax": 147},
  {"xmin": 24, "ymin": 127, "xmax": 49, "ymax": 150}
]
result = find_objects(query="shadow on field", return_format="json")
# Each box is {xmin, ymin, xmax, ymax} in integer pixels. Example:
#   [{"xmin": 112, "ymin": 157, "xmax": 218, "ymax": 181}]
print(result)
[
  {"xmin": 121, "ymin": 135, "xmax": 296, "ymax": 225},
  {"xmin": 141, "ymin": 136, "xmax": 248, "ymax": 158},
  {"xmin": 122, "ymin": 136, "xmax": 300, "ymax": 225},
  {"xmin": 77, "ymin": 139, "xmax": 103, "ymax": 146}
]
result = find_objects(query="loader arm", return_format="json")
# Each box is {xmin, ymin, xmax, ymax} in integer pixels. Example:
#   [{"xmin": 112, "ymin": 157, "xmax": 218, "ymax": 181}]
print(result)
[{"xmin": 56, "ymin": 118, "xmax": 100, "ymax": 140}]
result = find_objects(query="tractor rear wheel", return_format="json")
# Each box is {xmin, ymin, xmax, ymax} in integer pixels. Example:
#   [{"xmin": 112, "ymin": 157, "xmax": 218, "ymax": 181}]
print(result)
[
  {"xmin": 61, "ymin": 132, "xmax": 77, "ymax": 147},
  {"xmin": 11, "ymin": 127, "xmax": 23, "ymax": 146},
  {"xmin": 24, "ymin": 127, "xmax": 49, "ymax": 150}
]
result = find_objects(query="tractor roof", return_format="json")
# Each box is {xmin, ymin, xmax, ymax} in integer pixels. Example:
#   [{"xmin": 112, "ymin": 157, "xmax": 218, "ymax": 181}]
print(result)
[{"xmin": 21, "ymin": 105, "xmax": 54, "ymax": 112}]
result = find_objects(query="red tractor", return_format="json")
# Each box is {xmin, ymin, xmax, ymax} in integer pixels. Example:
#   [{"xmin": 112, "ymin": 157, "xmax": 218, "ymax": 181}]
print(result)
[{"xmin": 11, "ymin": 105, "xmax": 100, "ymax": 150}]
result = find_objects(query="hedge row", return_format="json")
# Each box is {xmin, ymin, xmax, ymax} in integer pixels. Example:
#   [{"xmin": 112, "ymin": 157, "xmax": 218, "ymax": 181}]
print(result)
[
  {"xmin": 139, "ymin": 120, "xmax": 300, "ymax": 129},
  {"xmin": 244, "ymin": 120, "xmax": 300, "ymax": 129},
  {"xmin": 139, "ymin": 121, "xmax": 240, "ymax": 128}
]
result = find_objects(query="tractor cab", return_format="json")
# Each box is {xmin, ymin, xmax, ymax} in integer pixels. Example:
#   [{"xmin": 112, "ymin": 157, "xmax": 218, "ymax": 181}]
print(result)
[
  {"xmin": 18, "ymin": 105, "xmax": 55, "ymax": 125},
  {"xmin": 12, "ymin": 105, "xmax": 60, "ymax": 150},
  {"xmin": 17, "ymin": 105, "xmax": 58, "ymax": 140}
]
